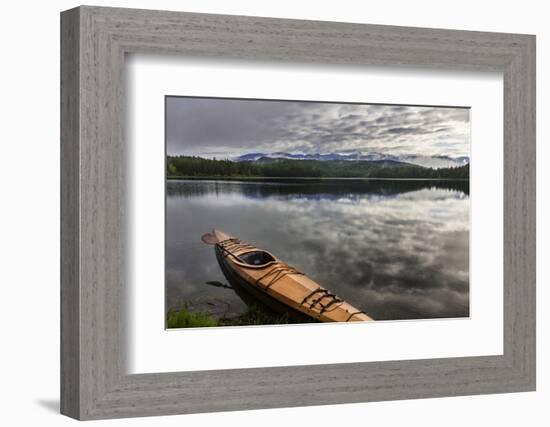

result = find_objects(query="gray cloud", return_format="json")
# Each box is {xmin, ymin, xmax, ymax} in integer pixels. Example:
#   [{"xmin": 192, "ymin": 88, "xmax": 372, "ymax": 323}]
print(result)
[{"xmin": 166, "ymin": 97, "xmax": 470, "ymax": 158}]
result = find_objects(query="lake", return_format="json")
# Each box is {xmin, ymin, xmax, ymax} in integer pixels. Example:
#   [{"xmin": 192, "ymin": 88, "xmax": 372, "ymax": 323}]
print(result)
[{"xmin": 166, "ymin": 178, "xmax": 470, "ymax": 322}]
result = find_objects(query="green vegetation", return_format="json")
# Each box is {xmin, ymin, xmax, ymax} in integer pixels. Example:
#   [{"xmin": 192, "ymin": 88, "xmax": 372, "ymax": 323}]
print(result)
[
  {"xmin": 371, "ymin": 163, "xmax": 469, "ymax": 179},
  {"xmin": 218, "ymin": 304, "xmax": 299, "ymax": 326},
  {"xmin": 167, "ymin": 155, "xmax": 469, "ymax": 179},
  {"xmin": 167, "ymin": 155, "xmax": 320, "ymax": 178},
  {"xmin": 166, "ymin": 304, "xmax": 312, "ymax": 328},
  {"xmin": 166, "ymin": 308, "xmax": 218, "ymax": 328}
]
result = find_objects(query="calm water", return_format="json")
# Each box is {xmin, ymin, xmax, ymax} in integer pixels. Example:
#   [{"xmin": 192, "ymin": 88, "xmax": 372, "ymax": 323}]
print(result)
[{"xmin": 166, "ymin": 179, "xmax": 470, "ymax": 321}]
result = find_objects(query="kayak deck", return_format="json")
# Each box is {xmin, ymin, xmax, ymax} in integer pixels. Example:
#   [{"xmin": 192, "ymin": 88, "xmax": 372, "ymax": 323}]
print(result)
[{"xmin": 207, "ymin": 229, "xmax": 373, "ymax": 323}]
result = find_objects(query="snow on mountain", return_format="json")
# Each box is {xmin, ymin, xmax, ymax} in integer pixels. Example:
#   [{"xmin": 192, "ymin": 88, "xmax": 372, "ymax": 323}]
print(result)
[
  {"xmin": 397, "ymin": 155, "xmax": 470, "ymax": 169},
  {"xmin": 235, "ymin": 152, "xmax": 267, "ymax": 161},
  {"xmin": 234, "ymin": 152, "xmax": 469, "ymax": 169}
]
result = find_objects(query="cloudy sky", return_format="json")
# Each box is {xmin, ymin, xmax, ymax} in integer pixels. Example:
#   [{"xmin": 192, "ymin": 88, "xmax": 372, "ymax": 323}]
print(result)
[{"xmin": 166, "ymin": 96, "xmax": 470, "ymax": 158}]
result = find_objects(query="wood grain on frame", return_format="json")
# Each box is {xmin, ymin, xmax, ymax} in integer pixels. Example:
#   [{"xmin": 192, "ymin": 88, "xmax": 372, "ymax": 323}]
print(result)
[{"xmin": 60, "ymin": 6, "xmax": 535, "ymax": 420}]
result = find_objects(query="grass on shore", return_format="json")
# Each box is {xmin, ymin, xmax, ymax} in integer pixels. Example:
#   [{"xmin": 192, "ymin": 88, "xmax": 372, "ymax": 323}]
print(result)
[
  {"xmin": 218, "ymin": 304, "xmax": 293, "ymax": 326},
  {"xmin": 166, "ymin": 305, "xmax": 305, "ymax": 329},
  {"xmin": 166, "ymin": 309, "xmax": 218, "ymax": 328}
]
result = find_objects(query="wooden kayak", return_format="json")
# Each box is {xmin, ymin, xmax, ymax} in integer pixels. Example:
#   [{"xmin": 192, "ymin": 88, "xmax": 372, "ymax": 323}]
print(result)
[{"xmin": 201, "ymin": 229, "xmax": 373, "ymax": 323}]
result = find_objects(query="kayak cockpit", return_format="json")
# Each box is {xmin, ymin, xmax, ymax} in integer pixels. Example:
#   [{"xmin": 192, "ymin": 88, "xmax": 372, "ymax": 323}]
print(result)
[
  {"xmin": 206, "ymin": 233, "xmax": 279, "ymax": 269},
  {"xmin": 239, "ymin": 250, "xmax": 276, "ymax": 266}
]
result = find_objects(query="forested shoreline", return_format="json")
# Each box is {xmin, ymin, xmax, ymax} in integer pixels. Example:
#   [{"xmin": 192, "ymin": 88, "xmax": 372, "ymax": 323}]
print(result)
[{"xmin": 166, "ymin": 155, "xmax": 469, "ymax": 179}]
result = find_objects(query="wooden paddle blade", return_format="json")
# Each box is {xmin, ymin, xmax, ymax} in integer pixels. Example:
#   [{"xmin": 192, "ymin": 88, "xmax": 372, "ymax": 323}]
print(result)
[{"xmin": 201, "ymin": 232, "xmax": 219, "ymax": 245}]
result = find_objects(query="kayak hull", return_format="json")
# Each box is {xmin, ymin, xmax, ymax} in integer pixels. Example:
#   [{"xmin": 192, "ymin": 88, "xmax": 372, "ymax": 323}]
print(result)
[{"xmin": 208, "ymin": 229, "xmax": 373, "ymax": 323}]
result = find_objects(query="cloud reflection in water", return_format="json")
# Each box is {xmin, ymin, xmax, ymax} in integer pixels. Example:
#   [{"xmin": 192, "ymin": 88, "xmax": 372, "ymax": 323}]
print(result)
[{"xmin": 166, "ymin": 179, "xmax": 469, "ymax": 321}]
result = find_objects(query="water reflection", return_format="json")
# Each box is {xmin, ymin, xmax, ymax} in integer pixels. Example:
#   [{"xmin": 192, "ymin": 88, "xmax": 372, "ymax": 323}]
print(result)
[
  {"xmin": 166, "ymin": 179, "xmax": 469, "ymax": 321},
  {"xmin": 167, "ymin": 178, "xmax": 469, "ymax": 199}
]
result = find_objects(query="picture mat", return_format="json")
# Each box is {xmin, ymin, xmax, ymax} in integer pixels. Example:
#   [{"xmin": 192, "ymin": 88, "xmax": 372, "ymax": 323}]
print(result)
[{"xmin": 127, "ymin": 54, "xmax": 503, "ymax": 374}]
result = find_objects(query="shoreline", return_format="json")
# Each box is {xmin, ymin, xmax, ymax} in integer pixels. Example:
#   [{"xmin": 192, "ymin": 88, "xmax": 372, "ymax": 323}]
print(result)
[{"xmin": 167, "ymin": 176, "xmax": 470, "ymax": 182}]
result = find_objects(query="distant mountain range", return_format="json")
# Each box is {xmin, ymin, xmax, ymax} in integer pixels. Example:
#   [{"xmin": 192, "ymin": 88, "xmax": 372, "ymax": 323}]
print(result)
[{"xmin": 234, "ymin": 152, "xmax": 469, "ymax": 169}]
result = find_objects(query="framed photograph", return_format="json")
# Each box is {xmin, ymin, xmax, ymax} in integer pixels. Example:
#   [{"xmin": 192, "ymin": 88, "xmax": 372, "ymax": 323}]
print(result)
[
  {"xmin": 165, "ymin": 97, "xmax": 470, "ymax": 328},
  {"xmin": 61, "ymin": 6, "xmax": 536, "ymax": 420}
]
